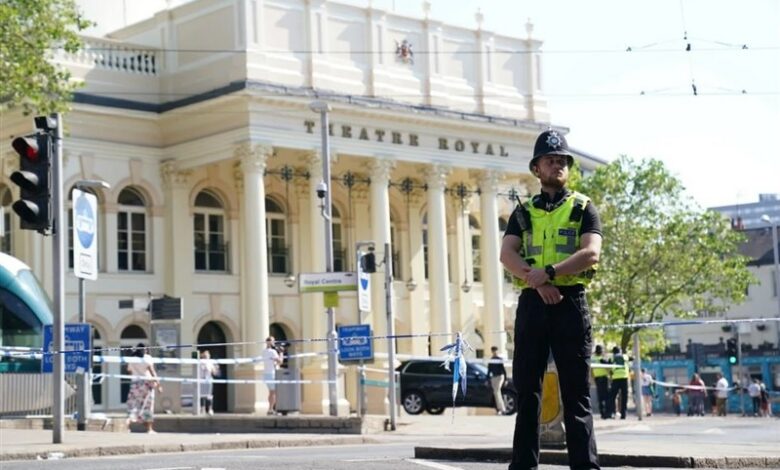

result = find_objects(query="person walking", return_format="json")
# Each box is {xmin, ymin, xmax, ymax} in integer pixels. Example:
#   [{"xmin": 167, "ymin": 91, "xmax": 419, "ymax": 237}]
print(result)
[
  {"xmin": 714, "ymin": 372, "xmax": 729, "ymax": 416},
  {"xmin": 640, "ymin": 368, "xmax": 655, "ymax": 416},
  {"xmin": 608, "ymin": 346, "xmax": 629, "ymax": 419},
  {"xmin": 125, "ymin": 343, "xmax": 162, "ymax": 433},
  {"xmin": 488, "ymin": 346, "xmax": 508, "ymax": 415},
  {"xmin": 501, "ymin": 129, "xmax": 602, "ymax": 470},
  {"xmin": 687, "ymin": 373, "xmax": 706, "ymax": 416},
  {"xmin": 748, "ymin": 378, "xmax": 761, "ymax": 416},
  {"xmin": 591, "ymin": 345, "xmax": 610, "ymax": 419},
  {"xmin": 198, "ymin": 349, "xmax": 220, "ymax": 415},
  {"xmin": 263, "ymin": 336, "xmax": 283, "ymax": 415}
]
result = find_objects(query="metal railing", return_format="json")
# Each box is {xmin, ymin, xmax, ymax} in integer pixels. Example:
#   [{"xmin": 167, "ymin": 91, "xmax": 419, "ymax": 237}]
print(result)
[{"xmin": 0, "ymin": 373, "xmax": 77, "ymax": 417}]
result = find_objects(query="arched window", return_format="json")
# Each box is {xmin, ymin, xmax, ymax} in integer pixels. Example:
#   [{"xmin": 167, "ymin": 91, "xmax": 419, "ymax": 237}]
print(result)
[
  {"xmin": 470, "ymin": 215, "xmax": 481, "ymax": 282},
  {"xmin": 194, "ymin": 190, "xmax": 228, "ymax": 272},
  {"xmin": 266, "ymin": 198, "xmax": 288, "ymax": 274},
  {"xmin": 91, "ymin": 327, "xmax": 104, "ymax": 406},
  {"xmin": 332, "ymin": 206, "xmax": 345, "ymax": 272},
  {"xmin": 117, "ymin": 187, "xmax": 148, "ymax": 272},
  {"xmin": 0, "ymin": 185, "xmax": 12, "ymax": 254}
]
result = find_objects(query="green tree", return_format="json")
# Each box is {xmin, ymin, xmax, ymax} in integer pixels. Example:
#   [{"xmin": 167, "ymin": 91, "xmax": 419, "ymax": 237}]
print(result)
[
  {"xmin": 0, "ymin": 0, "xmax": 91, "ymax": 115},
  {"xmin": 576, "ymin": 156, "xmax": 755, "ymax": 352}
]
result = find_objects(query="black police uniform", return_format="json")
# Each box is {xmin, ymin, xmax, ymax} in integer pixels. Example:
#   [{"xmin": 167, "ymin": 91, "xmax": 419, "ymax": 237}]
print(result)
[{"xmin": 505, "ymin": 188, "xmax": 602, "ymax": 470}]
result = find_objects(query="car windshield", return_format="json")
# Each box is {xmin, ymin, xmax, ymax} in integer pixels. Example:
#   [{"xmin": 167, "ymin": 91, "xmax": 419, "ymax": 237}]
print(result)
[{"xmin": 469, "ymin": 362, "xmax": 488, "ymax": 375}]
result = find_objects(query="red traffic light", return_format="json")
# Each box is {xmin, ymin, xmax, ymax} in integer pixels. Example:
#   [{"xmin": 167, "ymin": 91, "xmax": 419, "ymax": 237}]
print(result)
[{"xmin": 12, "ymin": 137, "xmax": 39, "ymax": 161}]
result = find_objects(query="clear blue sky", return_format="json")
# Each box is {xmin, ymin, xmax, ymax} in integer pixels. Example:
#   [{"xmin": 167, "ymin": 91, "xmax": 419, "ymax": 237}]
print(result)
[{"xmin": 362, "ymin": 0, "xmax": 780, "ymax": 209}]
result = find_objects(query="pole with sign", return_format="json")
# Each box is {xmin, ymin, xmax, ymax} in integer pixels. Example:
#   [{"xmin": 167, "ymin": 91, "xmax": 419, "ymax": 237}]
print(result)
[{"xmin": 72, "ymin": 181, "xmax": 108, "ymax": 431}]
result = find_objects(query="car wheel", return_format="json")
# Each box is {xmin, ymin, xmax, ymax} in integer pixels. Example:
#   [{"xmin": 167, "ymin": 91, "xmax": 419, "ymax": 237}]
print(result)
[
  {"xmin": 503, "ymin": 390, "xmax": 518, "ymax": 415},
  {"xmin": 426, "ymin": 406, "xmax": 445, "ymax": 415},
  {"xmin": 402, "ymin": 391, "xmax": 426, "ymax": 415}
]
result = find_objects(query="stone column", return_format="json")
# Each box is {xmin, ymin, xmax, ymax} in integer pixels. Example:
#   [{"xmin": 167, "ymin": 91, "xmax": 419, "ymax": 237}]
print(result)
[
  {"xmin": 480, "ymin": 170, "xmax": 506, "ymax": 355},
  {"xmin": 425, "ymin": 164, "xmax": 452, "ymax": 352},
  {"xmin": 406, "ymin": 185, "xmax": 428, "ymax": 356},
  {"xmin": 450, "ymin": 186, "xmax": 474, "ymax": 339},
  {"xmin": 233, "ymin": 142, "xmax": 272, "ymax": 413}
]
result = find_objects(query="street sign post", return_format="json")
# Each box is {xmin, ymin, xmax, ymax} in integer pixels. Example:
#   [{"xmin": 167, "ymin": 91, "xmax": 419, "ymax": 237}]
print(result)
[
  {"xmin": 298, "ymin": 272, "xmax": 358, "ymax": 293},
  {"xmin": 72, "ymin": 188, "xmax": 98, "ymax": 281},
  {"xmin": 338, "ymin": 324, "xmax": 373, "ymax": 362},
  {"xmin": 42, "ymin": 323, "xmax": 91, "ymax": 373}
]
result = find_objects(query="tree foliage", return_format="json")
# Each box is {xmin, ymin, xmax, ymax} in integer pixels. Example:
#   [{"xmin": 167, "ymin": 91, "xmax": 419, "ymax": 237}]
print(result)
[
  {"xmin": 575, "ymin": 156, "xmax": 755, "ymax": 352},
  {"xmin": 0, "ymin": 0, "xmax": 91, "ymax": 115}
]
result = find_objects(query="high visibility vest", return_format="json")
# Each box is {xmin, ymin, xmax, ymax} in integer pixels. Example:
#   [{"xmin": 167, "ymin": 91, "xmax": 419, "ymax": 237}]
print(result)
[
  {"xmin": 612, "ymin": 354, "xmax": 629, "ymax": 379},
  {"xmin": 592, "ymin": 354, "xmax": 609, "ymax": 378},
  {"xmin": 512, "ymin": 191, "xmax": 596, "ymax": 289}
]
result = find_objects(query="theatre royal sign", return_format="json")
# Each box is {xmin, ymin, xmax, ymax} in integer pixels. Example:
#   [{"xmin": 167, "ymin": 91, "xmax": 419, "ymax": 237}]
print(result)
[{"xmin": 304, "ymin": 120, "xmax": 510, "ymax": 158}]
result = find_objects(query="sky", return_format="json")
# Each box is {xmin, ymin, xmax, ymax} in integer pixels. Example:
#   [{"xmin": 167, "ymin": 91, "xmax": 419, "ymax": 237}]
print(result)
[{"xmin": 362, "ymin": 0, "xmax": 780, "ymax": 209}]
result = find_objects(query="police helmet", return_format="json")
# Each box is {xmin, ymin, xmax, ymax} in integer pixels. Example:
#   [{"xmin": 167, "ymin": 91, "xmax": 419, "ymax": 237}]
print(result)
[{"xmin": 529, "ymin": 129, "xmax": 574, "ymax": 171}]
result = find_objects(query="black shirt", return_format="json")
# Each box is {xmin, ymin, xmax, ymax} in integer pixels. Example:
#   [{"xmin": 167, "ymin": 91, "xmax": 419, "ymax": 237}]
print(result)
[
  {"xmin": 488, "ymin": 355, "xmax": 507, "ymax": 378},
  {"xmin": 504, "ymin": 188, "xmax": 602, "ymax": 239}
]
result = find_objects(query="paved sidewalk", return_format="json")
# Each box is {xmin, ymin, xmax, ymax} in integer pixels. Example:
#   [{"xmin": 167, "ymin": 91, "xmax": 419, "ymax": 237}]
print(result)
[{"xmin": 2, "ymin": 412, "xmax": 778, "ymax": 467}]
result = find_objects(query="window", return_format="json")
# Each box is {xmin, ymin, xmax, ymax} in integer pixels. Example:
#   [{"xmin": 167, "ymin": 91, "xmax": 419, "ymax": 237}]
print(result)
[
  {"xmin": 117, "ymin": 187, "xmax": 147, "ymax": 272},
  {"xmin": 193, "ymin": 190, "xmax": 228, "ymax": 272},
  {"xmin": 470, "ymin": 215, "xmax": 481, "ymax": 282},
  {"xmin": 332, "ymin": 206, "xmax": 345, "ymax": 272},
  {"xmin": 91, "ymin": 328, "xmax": 103, "ymax": 406},
  {"xmin": 266, "ymin": 198, "xmax": 289, "ymax": 274},
  {"xmin": 0, "ymin": 186, "xmax": 12, "ymax": 255}
]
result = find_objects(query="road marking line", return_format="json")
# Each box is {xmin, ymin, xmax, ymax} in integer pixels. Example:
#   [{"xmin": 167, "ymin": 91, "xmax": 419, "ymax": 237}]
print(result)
[
  {"xmin": 344, "ymin": 458, "xmax": 395, "ymax": 462},
  {"xmin": 143, "ymin": 467, "xmax": 193, "ymax": 470},
  {"xmin": 407, "ymin": 458, "xmax": 465, "ymax": 470}
]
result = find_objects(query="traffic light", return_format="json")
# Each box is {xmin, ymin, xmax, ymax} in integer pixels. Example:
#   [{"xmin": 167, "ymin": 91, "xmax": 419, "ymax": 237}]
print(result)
[
  {"xmin": 726, "ymin": 338, "xmax": 738, "ymax": 365},
  {"xmin": 10, "ymin": 132, "xmax": 52, "ymax": 233}
]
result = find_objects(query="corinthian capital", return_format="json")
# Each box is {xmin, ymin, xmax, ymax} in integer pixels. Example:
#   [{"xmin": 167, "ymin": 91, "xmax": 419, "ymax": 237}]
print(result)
[
  {"xmin": 479, "ymin": 169, "xmax": 502, "ymax": 191},
  {"xmin": 424, "ymin": 163, "xmax": 451, "ymax": 191},
  {"xmin": 235, "ymin": 142, "xmax": 273, "ymax": 175},
  {"xmin": 367, "ymin": 158, "xmax": 395, "ymax": 182},
  {"xmin": 160, "ymin": 161, "xmax": 192, "ymax": 190}
]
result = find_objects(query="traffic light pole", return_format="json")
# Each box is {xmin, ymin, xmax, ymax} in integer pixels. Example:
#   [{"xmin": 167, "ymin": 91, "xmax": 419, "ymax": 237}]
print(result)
[
  {"xmin": 735, "ymin": 326, "xmax": 745, "ymax": 416},
  {"xmin": 52, "ymin": 114, "xmax": 65, "ymax": 444}
]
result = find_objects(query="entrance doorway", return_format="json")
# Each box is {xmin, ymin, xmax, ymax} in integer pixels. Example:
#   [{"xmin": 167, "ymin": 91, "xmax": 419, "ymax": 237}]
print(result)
[{"xmin": 197, "ymin": 322, "xmax": 228, "ymax": 413}]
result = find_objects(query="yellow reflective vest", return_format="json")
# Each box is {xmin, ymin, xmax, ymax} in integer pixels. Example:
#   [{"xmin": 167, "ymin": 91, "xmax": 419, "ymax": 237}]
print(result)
[
  {"xmin": 512, "ymin": 191, "xmax": 596, "ymax": 289},
  {"xmin": 591, "ymin": 354, "xmax": 609, "ymax": 378},
  {"xmin": 611, "ymin": 354, "xmax": 629, "ymax": 379}
]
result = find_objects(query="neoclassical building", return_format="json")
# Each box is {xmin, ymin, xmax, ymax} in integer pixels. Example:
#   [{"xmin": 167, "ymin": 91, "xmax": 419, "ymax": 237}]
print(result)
[{"xmin": 1, "ymin": 0, "xmax": 603, "ymax": 414}]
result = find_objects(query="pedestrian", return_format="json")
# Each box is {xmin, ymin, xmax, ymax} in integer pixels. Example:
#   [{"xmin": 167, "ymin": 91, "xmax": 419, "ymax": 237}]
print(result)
[
  {"xmin": 125, "ymin": 343, "xmax": 162, "ymax": 433},
  {"xmin": 640, "ymin": 368, "xmax": 654, "ymax": 416},
  {"xmin": 263, "ymin": 336, "xmax": 283, "ymax": 415},
  {"xmin": 591, "ymin": 345, "xmax": 610, "ymax": 419},
  {"xmin": 501, "ymin": 129, "xmax": 602, "ymax": 470},
  {"xmin": 714, "ymin": 372, "xmax": 729, "ymax": 416},
  {"xmin": 487, "ymin": 346, "xmax": 508, "ymax": 415},
  {"xmin": 198, "ymin": 349, "xmax": 220, "ymax": 415},
  {"xmin": 608, "ymin": 346, "xmax": 629, "ymax": 419},
  {"xmin": 687, "ymin": 373, "xmax": 705, "ymax": 416},
  {"xmin": 758, "ymin": 380, "xmax": 770, "ymax": 417},
  {"xmin": 748, "ymin": 378, "xmax": 761, "ymax": 416},
  {"xmin": 671, "ymin": 389, "xmax": 683, "ymax": 416}
]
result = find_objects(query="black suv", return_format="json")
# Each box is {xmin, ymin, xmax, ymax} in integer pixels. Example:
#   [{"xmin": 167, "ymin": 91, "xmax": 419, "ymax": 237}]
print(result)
[{"xmin": 396, "ymin": 359, "xmax": 517, "ymax": 415}]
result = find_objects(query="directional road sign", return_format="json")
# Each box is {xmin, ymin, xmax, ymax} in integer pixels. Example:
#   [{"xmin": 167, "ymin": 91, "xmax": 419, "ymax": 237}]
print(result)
[
  {"xmin": 42, "ymin": 323, "xmax": 92, "ymax": 373},
  {"xmin": 338, "ymin": 324, "xmax": 373, "ymax": 362}
]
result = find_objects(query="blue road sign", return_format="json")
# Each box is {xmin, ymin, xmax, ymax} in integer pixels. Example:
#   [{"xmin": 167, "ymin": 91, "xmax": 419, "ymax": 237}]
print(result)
[
  {"xmin": 42, "ymin": 323, "xmax": 92, "ymax": 373},
  {"xmin": 338, "ymin": 324, "xmax": 373, "ymax": 362}
]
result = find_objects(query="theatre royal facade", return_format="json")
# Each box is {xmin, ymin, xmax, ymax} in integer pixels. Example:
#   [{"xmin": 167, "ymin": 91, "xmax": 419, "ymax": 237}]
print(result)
[{"xmin": 1, "ymin": 0, "xmax": 603, "ymax": 414}]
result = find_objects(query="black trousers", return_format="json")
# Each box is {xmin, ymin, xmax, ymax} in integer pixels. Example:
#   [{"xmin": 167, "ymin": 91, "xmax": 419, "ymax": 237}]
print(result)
[
  {"xmin": 509, "ymin": 287, "xmax": 600, "ymax": 470},
  {"xmin": 608, "ymin": 379, "xmax": 628, "ymax": 419},
  {"xmin": 594, "ymin": 377, "xmax": 609, "ymax": 419}
]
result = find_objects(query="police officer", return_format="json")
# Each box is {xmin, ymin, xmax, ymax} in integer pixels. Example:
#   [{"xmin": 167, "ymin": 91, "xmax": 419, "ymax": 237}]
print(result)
[
  {"xmin": 501, "ymin": 129, "xmax": 602, "ymax": 470},
  {"xmin": 608, "ymin": 346, "xmax": 630, "ymax": 419},
  {"xmin": 591, "ymin": 345, "xmax": 610, "ymax": 419}
]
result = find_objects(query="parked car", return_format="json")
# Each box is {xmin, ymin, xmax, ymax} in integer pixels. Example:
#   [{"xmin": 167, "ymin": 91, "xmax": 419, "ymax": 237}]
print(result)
[{"xmin": 396, "ymin": 359, "xmax": 517, "ymax": 415}]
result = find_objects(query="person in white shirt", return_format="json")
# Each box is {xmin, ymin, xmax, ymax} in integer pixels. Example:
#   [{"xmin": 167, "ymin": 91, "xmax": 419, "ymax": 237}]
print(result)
[
  {"xmin": 715, "ymin": 372, "xmax": 729, "ymax": 416},
  {"xmin": 263, "ymin": 336, "xmax": 283, "ymax": 415},
  {"xmin": 640, "ymin": 368, "xmax": 654, "ymax": 416},
  {"xmin": 198, "ymin": 349, "xmax": 220, "ymax": 415},
  {"xmin": 748, "ymin": 378, "xmax": 761, "ymax": 416},
  {"xmin": 125, "ymin": 343, "xmax": 162, "ymax": 433}
]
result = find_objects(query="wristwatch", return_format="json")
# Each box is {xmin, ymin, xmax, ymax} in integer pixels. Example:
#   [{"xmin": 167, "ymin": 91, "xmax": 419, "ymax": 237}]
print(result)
[{"xmin": 544, "ymin": 264, "xmax": 556, "ymax": 281}]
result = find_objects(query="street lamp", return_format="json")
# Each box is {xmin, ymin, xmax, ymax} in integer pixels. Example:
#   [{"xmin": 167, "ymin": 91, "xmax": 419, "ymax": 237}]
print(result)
[
  {"xmin": 73, "ymin": 179, "xmax": 110, "ymax": 432},
  {"xmin": 309, "ymin": 100, "xmax": 339, "ymax": 417},
  {"xmin": 760, "ymin": 214, "xmax": 780, "ymax": 347}
]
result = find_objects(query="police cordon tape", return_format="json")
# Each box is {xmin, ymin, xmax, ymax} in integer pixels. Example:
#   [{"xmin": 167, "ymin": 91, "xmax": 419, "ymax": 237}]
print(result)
[
  {"xmin": 3, "ymin": 316, "xmax": 778, "ymax": 363},
  {"xmin": 92, "ymin": 373, "xmax": 336, "ymax": 385}
]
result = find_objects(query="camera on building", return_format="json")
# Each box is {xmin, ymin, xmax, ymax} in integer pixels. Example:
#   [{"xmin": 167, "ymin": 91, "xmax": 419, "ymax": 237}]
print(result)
[{"xmin": 316, "ymin": 181, "xmax": 327, "ymax": 199}]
